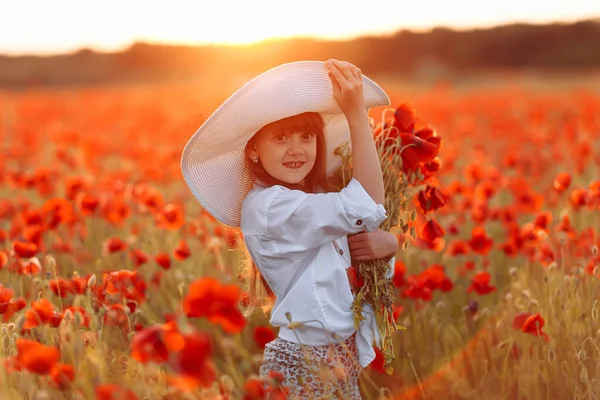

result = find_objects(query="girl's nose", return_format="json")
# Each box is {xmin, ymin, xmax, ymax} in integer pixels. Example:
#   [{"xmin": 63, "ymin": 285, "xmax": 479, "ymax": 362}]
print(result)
[
  {"xmin": 287, "ymin": 147, "xmax": 305, "ymax": 156},
  {"xmin": 287, "ymin": 138, "xmax": 305, "ymax": 156}
]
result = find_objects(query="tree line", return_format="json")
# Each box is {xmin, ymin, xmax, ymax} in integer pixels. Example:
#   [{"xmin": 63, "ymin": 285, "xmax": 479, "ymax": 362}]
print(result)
[{"xmin": 0, "ymin": 19, "xmax": 598, "ymax": 87}]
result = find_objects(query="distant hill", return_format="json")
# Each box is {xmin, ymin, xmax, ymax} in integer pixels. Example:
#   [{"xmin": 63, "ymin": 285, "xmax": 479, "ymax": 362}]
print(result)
[{"xmin": 1, "ymin": 19, "xmax": 599, "ymax": 88}]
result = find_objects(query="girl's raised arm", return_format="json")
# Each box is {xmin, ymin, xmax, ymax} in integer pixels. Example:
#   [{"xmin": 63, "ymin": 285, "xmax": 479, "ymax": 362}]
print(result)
[{"xmin": 325, "ymin": 59, "xmax": 385, "ymax": 205}]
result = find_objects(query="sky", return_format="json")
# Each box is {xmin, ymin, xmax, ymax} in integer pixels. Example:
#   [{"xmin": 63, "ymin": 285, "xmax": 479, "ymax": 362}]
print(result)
[{"xmin": 2, "ymin": 0, "xmax": 599, "ymax": 56}]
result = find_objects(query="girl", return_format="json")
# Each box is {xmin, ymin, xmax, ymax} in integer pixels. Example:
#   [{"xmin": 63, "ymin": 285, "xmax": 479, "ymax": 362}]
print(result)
[{"xmin": 181, "ymin": 59, "xmax": 399, "ymax": 399}]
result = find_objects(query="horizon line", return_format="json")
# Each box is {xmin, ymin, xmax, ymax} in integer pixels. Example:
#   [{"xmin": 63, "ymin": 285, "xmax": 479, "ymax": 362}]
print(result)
[{"xmin": 2, "ymin": 16, "xmax": 599, "ymax": 58}]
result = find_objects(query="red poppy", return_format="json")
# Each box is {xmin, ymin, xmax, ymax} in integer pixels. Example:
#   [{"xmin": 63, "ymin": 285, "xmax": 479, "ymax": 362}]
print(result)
[
  {"xmin": 0, "ymin": 284, "xmax": 14, "ymax": 314},
  {"xmin": 417, "ymin": 185, "xmax": 447, "ymax": 214},
  {"xmin": 346, "ymin": 265, "xmax": 365, "ymax": 292},
  {"xmin": 369, "ymin": 347, "xmax": 386, "ymax": 374},
  {"xmin": 155, "ymin": 253, "xmax": 172, "ymax": 269},
  {"xmin": 102, "ymin": 237, "xmax": 128, "ymax": 254},
  {"xmin": 468, "ymin": 227, "xmax": 494, "ymax": 256},
  {"xmin": 402, "ymin": 277, "xmax": 433, "ymax": 301},
  {"xmin": 15, "ymin": 339, "xmax": 61, "ymax": 375},
  {"xmin": 49, "ymin": 278, "xmax": 77, "ymax": 298},
  {"xmin": 23, "ymin": 298, "xmax": 59, "ymax": 329},
  {"xmin": 95, "ymin": 384, "xmax": 139, "ymax": 400},
  {"xmin": 553, "ymin": 172, "xmax": 571, "ymax": 193},
  {"xmin": 2, "ymin": 297, "xmax": 26, "ymax": 322},
  {"xmin": 0, "ymin": 250, "xmax": 8, "ymax": 269},
  {"xmin": 243, "ymin": 378, "xmax": 266, "ymax": 400},
  {"xmin": 130, "ymin": 249, "xmax": 150, "ymax": 268},
  {"xmin": 253, "ymin": 326, "xmax": 276, "ymax": 348},
  {"xmin": 76, "ymin": 192, "xmax": 100, "ymax": 215},
  {"xmin": 12, "ymin": 240, "xmax": 38, "ymax": 258},
  {"xmin": 183, "ymin": 277, "xmax": 247, "ymax": 333},
  {"xmin": 50, "ymin": 363, "xmax": 75, "ymax": 390},
  {"xmin": 521, "ymin": 313, "xmax": 549, "ymax": 341},
  {"xmin": 166, "ymin": 331, "xmax": 216, "ymax": 389},
  {"xmin": 156, "ymin": 204, "xmax": 185, "ymax": 231},
  {"xmin": 392, "ymin": 260, "xmax": 407, "ymax": 287},
  {"xmin": 421, "ymin": 219, "xmax": 445, "ymax": 242},
  {"xmin": 466, "ymin": 271, "xmax": 496, "ymax": 295},
  {"xmin": 174, "ymin": 239, "xmax": 191, "ymax": 261},
  {"xmin": 131, "ymin": 321, "xmax": 185, "ymax": 364}
]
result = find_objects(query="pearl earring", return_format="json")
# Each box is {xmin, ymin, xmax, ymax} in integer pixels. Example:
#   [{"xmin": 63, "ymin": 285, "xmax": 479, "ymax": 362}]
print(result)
[{"xmin": 251, "ymin": 156, "xmax": 258, "ymax": 164}]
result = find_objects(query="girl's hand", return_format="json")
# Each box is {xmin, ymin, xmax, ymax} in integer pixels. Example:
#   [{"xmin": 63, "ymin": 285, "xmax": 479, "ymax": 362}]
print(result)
[
  {"xmin": 347, "ymin": 229, "xmax": 399, "ymax": 262},
  {"xmin": 325, "ymin": 59, "xmax": 366, "ymax": 119}
]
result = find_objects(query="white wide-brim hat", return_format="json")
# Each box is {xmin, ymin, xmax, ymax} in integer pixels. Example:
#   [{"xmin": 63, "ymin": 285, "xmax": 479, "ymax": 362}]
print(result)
[{"xmin": 181, "ymin": 60, "xmax": 390, "ymax": 227}]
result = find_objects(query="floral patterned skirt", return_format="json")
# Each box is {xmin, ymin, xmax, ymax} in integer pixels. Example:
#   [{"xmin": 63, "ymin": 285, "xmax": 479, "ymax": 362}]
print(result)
[{"xmin": 259, "ymin": 333, "xmax": 363, "ymax": 399}]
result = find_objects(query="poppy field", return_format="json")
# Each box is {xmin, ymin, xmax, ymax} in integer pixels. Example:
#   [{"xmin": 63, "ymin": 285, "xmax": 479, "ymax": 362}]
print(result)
[{"xmin": 0, "ymin": 75, "xmax": 599, "ymax": 399}]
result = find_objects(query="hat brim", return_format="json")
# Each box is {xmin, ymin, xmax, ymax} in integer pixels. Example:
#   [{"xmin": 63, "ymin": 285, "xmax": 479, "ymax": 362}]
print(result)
[{"xmin": 181, "ymin": 61, "xmax": 391, "ymax": 227}]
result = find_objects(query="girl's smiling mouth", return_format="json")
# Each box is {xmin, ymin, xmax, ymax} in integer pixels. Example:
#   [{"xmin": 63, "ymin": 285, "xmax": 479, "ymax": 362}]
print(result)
[{"xmin": 283, "ymin": 161, "xmax": 306, "ymax": 169}]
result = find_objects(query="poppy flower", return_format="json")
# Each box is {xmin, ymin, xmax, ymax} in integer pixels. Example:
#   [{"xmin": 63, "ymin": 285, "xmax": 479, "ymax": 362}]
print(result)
[
  {"xmin": 369, "ymin": 347, "xmax": 386, "ymax": 374},
  {"xmin": 468, "ymin": 227, "xmax": 493, "ymax": 256},
  {"xmin": 155, "ymin": 253, "xmax": 171, "ymax": 269},
  {"xmin": 521, "ymin": 313, "xmax": 549, "ymax": 341},
  {"xmin": 23, "ymin": 298, "xmax": 59, "ymax": 329},
  {"xmin": 402, "ymin": 277, "xmax": 433, "ymax": 301},
  {"xmin": 346, "ymin": 265, "xmax": 364, "ymax": 293},
  {"xmin": 156, "ymin": 204, "xmax": 185, "ymax": 231},
  {"xmin": 50, "ymin": 363, "xmax": 75, "ymax": 390},
  {"xmin": 174, "ymin": 239, "xmax": 191, "ymax": 261},
  {"xmin": 183, "ymin": 277, "xmax": 247, "ymax": 333},
  {"xmin": 417, "ymin": 185, "xmax": 447, "ymax": 214},
  {"xmin": 95, "ymin": 384, "xmax": 139, "ymax": 400},
  {"xmin": 49, "ymin": 278, "xmax": 77, "ymax": 298},
  {"xmin": 418, "ymin": 264, "xmax": 453, "ymax": 292},
  {"xmin": 15, "ymin": 339, "xmax": 61, "ymax": 375},
  {"xmin": 102, "ymin": 237, "xmax": 128, "ymax": 254},
  {"xmin": 0, "ymin": 250, "xmax": 8, "ymax": 269},
  {"xmin": 76, "ymin": 192, "xmax": 100, "ymax": 215},
  {"xmin": 2, "ymin": 297, "xmax": 26, "ymax": 322},
  {"xmin": 421, "ymin": 219, "xmax": 445, "ymax": 242},
  {"xmin": 166, "ymin": 331, "xmax": 216, "ymax": 389},
  {"xmin": 466, "ymin": 271, "xmax": 496, "ymax": 295},
  {"xmin": 0, "ymin": 284, "xmax": 14, "ymax": 314},
  {"xmin": 392, "ymin": 260, "xmax": 407, "ymax": 287},
  {"xmin": 243, "ymin": 378, "xmax": 266, "ymax": 400},
  {"xmin": 130, "ymin": 249, "xmax": 150, "ymax": 268},
  {"xmin": 131, "ymin": 321, "xmax": 185, "ymax": 364},
  {"xmin": 553, "ymin": 172, "xmax": 571, "ymax": 193},
  {"xmin": 12, "ymin": 240, "xmax": 38, "ymax": 258},
  {"xmin": 253, "ymin": 326, "xmax": 276, "ymax": 348}
]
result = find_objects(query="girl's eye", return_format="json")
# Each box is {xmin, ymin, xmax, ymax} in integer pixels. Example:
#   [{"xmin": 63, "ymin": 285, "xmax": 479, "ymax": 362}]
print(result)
[
  {"xmin": 274, "ymin": 135, "xmax": 287, "ymax": 141},
  {"xmin": 302, "ymin": 133, "xmax": 315, "ymax": 140}
]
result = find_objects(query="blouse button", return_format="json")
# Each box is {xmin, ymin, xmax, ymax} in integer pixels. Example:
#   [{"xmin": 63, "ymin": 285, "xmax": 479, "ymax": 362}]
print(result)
[
  {"xmin": 338, "ymin": 249, "xmax": 344, "ymax": 255},
  {"xmin": 356, "ymin": 219, "xmax": 363, "ymax": 226}
]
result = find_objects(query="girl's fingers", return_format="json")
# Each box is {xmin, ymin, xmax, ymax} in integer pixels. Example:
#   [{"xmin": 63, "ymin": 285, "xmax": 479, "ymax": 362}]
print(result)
[
  {"xmin": 349, "ymin": 243, "xmax": 369, "ymax": 252},
  {"xmin": 328, "ymin": 59, "xmax": 354, "ymax": 85},
  {"xmin": 327, "ymin": 70, "xmax": 342, "ymax": 95},
  {"xmin": 350, "ymin": 251, "xmax": 374, "ymax": 259},
  {"xmin": 342, "ymin": 61, "xmax": 362, "ymax": 82},
  {"xmin": 326, "ymin": 61, "xmax": 346, "ymax": 89},
  {"xmin": 331, "ymin": 59, "xmax": 355, "ymax": 82}
]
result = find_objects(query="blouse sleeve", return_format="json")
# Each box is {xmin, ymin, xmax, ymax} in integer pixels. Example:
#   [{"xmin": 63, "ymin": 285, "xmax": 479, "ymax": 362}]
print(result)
[{"xmin": 265, "ymin": 178, "xmax": 387, "ymax": 255}]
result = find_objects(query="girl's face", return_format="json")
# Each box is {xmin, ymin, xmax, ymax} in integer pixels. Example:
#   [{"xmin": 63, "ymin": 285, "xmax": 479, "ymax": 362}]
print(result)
[{"xmin": 249, "ymin": 128, "xmax": 318, "ymax": 186}]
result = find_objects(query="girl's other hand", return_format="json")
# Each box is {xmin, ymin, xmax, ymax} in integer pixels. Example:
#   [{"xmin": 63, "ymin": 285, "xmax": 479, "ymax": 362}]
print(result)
[
  {"xmin": 347, "ymin": 229, "xmax": 399, "ymax": 262},
  {"xmin": 325, "ymin": 59, "xmax": 367, "ymax": 120}
]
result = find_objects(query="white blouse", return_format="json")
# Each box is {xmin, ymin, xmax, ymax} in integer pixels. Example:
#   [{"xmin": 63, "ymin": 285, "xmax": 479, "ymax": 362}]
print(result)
[{"xmin": 240, "ymin": 177, "xmax": 395, "ymax": 368}]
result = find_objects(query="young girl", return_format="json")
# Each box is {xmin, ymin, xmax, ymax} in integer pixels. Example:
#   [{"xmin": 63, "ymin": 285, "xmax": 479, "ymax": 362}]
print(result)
[{"xmin": 181, "ymin": 59, "xmax": 399, "ymax": 399}]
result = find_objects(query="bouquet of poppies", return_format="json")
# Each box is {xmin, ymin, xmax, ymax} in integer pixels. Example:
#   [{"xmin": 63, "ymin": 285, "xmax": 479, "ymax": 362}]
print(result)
[{"xmin": 329, "ymin": 102, "xmax": 443, "ymax": 374}]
